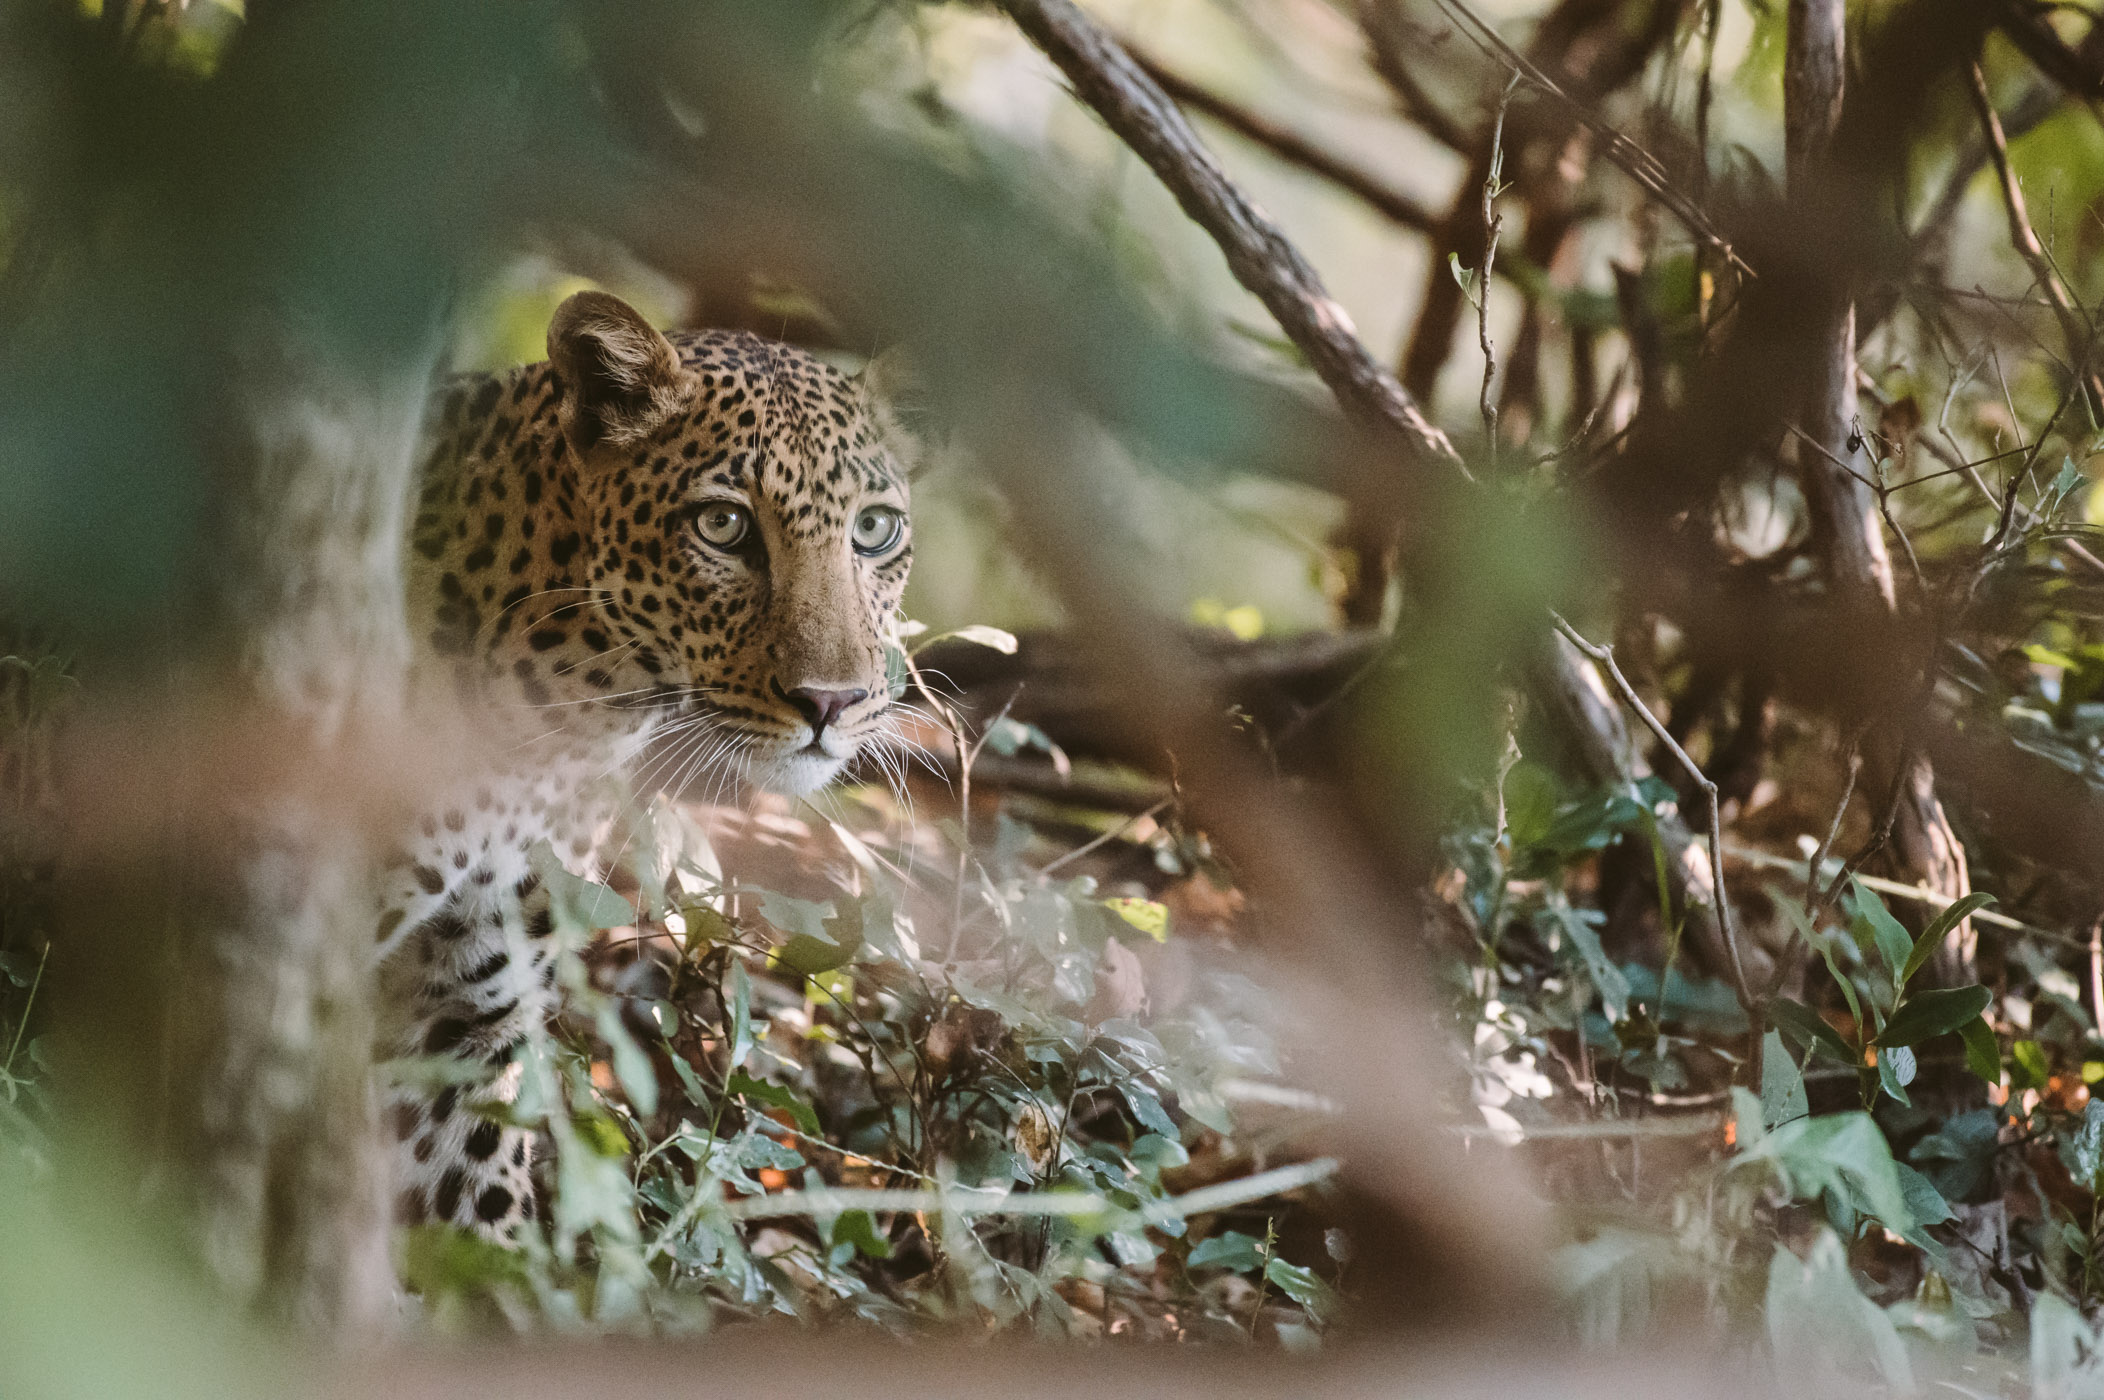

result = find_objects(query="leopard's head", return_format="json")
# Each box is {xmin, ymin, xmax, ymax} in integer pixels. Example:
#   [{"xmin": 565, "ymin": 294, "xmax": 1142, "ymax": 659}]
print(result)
[{"xmin": 548, "ymin": 291, "xmax": 912, "ymax": 796}]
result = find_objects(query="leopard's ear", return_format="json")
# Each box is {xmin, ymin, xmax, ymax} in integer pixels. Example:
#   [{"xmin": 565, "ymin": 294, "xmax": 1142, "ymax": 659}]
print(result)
[
  {"xmin": 854, "ymin": 347, "xmax": 921, "ymax": 473},
  {"xmin": 547, "ymin": 291, "xmax": 689, "ymax": 457},
  {"xmin": 854, "ymin": 347, "xmax": 915, "ymax": 410}
]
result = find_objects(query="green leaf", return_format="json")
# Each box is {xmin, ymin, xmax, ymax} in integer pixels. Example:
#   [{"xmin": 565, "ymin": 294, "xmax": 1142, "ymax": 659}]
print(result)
[
  {"xmin": 529, "ymin": 842, "xmax": 636, "ymax": 934},
  {"xmin": 1901, "ymin": 893, "xmax": 1996, "ymax": 987},
  {"xmin": 1121, "ymin": 1082, "xmax": 1177, "ymax": 1139},
  {"xmin": 1188, "ymin": 1230, "xmax": 1265, "ymax": 1273},
  {"xmin": 1103, "ymin": 897, "xmax": 1169, "ymax": 943},
  {"xmin": 763, "ymin": 890, "xmax": 867, "ymax": 976},
  {"xmin": 1731, "ymin": 1085, "xmax": 1767, "ymax": 1152},
  {"xmin": 2065, "ymin": 1099, "xmax": 2104, "ymax": 1191},
  {"xmin": 952, "ymin": 624, "xmax": 1019, "ymax": 653},
  {"xmin": 571, "ymin": 1110, "xmax": 630, "ymax": 1159},
  {"xmin": 1875, "ymin": 1044, "xmax": 1915, "ymax": 1107},
  {"xmin": 829, "ymin": 1208, "xmax": 894, "ymax": 1260},
  {"xmin": 1264, "ymin": 1257, "xmax": 1336, "ymax": 1323},
  {"xmin": 1815, "ymin": 938, "xmax": 1867, "ymax": 1035},
  {"xmin": 1876, "ymin": 985, "xmax": 1992, "ymax": 1048},
  {"xmin": 757, "ymin": 890, "xmax": 835, "ymax": 945},
  {"xmin": 1502, "ymin": 761, "xmax": 1558, "ymax": 848},
  {"xmin": 777, "ymin": 927, "xmax": 859, "ymax": 977},
  {"xmin": 1770, "ymin": 996, "xmax": 1856, "ymax": 1065},
  {"xmin": 666, "ymin": 1049, "xmax": 709, "ymax": 1106},
  {"xmin": 1548, "ymin": 896, "xmax": 1631, "ymax": 1023},
  {"xmin": 1852, "ymin": 881, "xmax": 1913, "ymax": 990},
  {"xmin": 1128, "ymin": 1132, "xmax": 1189, "ymax": 1174},
  {"xmin": 2013, "ymin": 1038, "xmax": 2050, "ymax": 1090},
  {"xmin": 397, "ymin": 1223, "xmax": 531, "ymax": 1299},
  {"xmin": 2042, "ymin": 455, "xmax": 2087, "ymax": 519},
  {"xmin": 913, "ymin": 623, "xmax": 1020, "ymax": 656},
  {"xmin": 1746, "ymin": 1111, "xmax": 1917, "ymax": 1236},
  {"xmin": 727, "ymin": 961, "xmax": 754, "ymax": 1073},
  {"xmin": 1893, "ymin": 1162, "xmax": 1954, "ymax": 1231},
  {"xmin": 2026, "ymin": 643, "xmax": 2082, "ymax": 671},
  {"xmin": 1909, "ymin": 1108, "xmax": 1999, "ymax": 1201},
  {"xmin": 1958, "ymin": 1015, "xmax": 2001, "ymax": 1085},
  {"xmin": 1760, "ymin": 1029, "xmax": 1809, "ymax": 1129},
  {"xmin": 1766, "ymin": 1233, "xmax": 1915, "ymax": 1393},
  {"xmin": 726, "ymin": 1069, "xmax": 820, "ymax": 1139},
  {"xmin": 1448, "ymin": 251, "xmax": 1481, "ymax": 308},
  {"xmin": 676, "ymin": 901, "xmax": 735, "ymax": 949},
  {"xmin": 2035, "ymin": 1292, "xmax": 2096, "ymax": 1397},
  {"xmin": 594, "ymin": 1002, "xmax": 659, "ymax": 1118}
]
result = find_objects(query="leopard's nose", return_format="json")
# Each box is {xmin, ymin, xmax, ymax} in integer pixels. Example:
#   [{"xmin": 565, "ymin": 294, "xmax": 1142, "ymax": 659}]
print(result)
[{"xmin": 778, "ymin": 683, "xmax": 868, "ymax": 740}]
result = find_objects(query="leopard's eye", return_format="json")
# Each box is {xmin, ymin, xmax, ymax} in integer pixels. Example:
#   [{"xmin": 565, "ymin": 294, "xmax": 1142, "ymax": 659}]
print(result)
[
  {"xmin": 851, "ymin": 505, "xmax": 905, "ymax": 557},
  {"xmin": 693, "ymin": 502, "xmax": 753, "ymax": 551}
]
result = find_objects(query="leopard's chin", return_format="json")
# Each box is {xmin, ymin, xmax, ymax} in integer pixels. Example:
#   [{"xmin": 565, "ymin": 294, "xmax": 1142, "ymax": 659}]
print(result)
[{"xmin": 741, "ymin": 743, "xmax": 852, "ymax": 797}]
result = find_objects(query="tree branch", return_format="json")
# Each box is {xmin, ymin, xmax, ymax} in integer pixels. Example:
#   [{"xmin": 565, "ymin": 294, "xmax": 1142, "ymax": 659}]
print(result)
[
  {"xmin": 1000, "ymin": 0, "xmax": 1462, "ymax": 464},
  {"xmin": 1967, "ymin": 59, "xmax": 2104, "ymax": 413},
  {"xmin": 1552, "ymin": 615, "xmax": 1755, "ymax": 1014},
  {"xmin": 1125, "ymin": 43, "xmax": 1440, "ymax": 236},
  {"xmin": 1355, "ymin": 0, "xmax": 1474, "ymax": 155},
  {"xmin": 1990, "ymin": 0, "xmax": 2104, "ymax": 101}
]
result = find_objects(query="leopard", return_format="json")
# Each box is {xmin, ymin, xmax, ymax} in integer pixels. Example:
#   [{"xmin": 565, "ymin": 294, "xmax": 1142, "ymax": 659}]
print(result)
[{"xmin": 376, "ymin": 289, "xmax": 912, "ymax": 1237}]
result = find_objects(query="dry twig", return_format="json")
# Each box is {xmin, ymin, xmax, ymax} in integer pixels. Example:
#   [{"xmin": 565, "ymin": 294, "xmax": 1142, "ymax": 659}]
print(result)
[
  {"xmin": 1967, "ymin": 60, "xmax": 2104, "ymax": 415},
  {"xmin": 1550, "ymin": 614, "xmax": 1753, "ymax": 1015},
  {"xmin": 1476, "ymin": 75, "xmax": 1518, "ymax": 452}
]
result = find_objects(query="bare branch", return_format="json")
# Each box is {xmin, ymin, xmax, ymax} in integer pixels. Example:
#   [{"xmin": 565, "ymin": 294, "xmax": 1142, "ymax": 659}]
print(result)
[
  {"xmin": 1125, "ymin": 42, "xmax": 1440, "ymax": 236},
  {"xmin": 1967, "ymin": 60, "xmax": 2104, "ymax": 413},
  {"xmin": 1551, "ymin": 614, "xmax": 1755, "ymax": 1015},
  {"xmin": 999, "ymin": 0, "xmax": 1462, "ymax": 464},
  {"xmin": 1476, "ymin": 76, "xmax": 1518, "ymax": 452},
  {"xmin": 1355, "ymin": 0, "xmax": 1474, "ymax": 154}
]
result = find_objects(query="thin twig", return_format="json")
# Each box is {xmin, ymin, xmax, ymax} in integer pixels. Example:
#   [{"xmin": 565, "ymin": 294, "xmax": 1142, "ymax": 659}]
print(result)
[
  {"xmin": 1431, "ymin": 0, "xmax": 1753, "ymax": 280},
  {"xmin": 1970, "ymin": 59, "xmax": 2104, "ymax": 418},
  {"xmin": 1550, "ymin": 613, "xmax": 1752, "ymax": 1015},
  {"xmin": 1, "ymin": 942, "xmax": 47, "ymax": 1078},
  {"xmin": 1477, "ymin": 74, "xmax": 1519, "ymax": 456},
  {"xmin": 713, "ymin": 1157, "xmax": 1340, "ymax": 1223},
  {"xmin": 1727, "ymin": 841, "xmax": 2066, "ymax": 943},
  {"xmin": 1805, "ymin": 740, "xmax": 1862, "ymax": 920},
  {"xmin": 1038, "ymin": 798, "xmax": 1172, "ymax": 877},
  {"xmin": 1814, "ymin": 753, "xmax": 1913, "ymax": 915}
]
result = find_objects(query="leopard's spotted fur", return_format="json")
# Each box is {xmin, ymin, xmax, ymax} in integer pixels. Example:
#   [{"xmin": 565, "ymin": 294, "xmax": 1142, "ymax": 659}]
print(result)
[{"xmin": 378, "ymin": 292, "xmax": 911, "ymax": 1235}]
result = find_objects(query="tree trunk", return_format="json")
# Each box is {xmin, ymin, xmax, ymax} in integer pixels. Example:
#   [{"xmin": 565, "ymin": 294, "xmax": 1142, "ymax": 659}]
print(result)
[
  {"xmin": 184, "ymin": 321, "xmax": 436, "ymax": 1333},
  {"xmin": 1787, "ymin": 0, "xmax": 1974, "ymax": 980}
]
